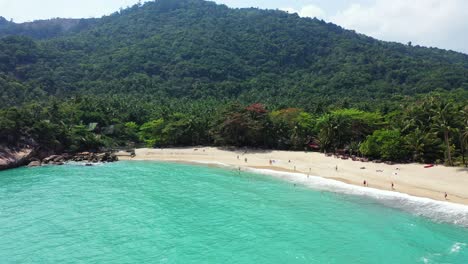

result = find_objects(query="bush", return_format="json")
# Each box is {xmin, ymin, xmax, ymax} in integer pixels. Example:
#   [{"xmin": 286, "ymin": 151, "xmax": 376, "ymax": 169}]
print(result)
[{"xmin": 360, "ymin": 130, "xmax": 409, "ymax": 161}]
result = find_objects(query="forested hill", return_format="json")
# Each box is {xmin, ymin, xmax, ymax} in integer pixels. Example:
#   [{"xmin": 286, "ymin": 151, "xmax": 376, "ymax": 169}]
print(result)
[
  {"xmin": 1, "ymin": 0, "xmax": 467, "ymax": 166},
  {"xmin": 1, "ymin": 0, "xmax": 467, "ymax": 109},
  {"xmin": 0, "ymin": 17, "xmax": 96, "ymax": 39}
]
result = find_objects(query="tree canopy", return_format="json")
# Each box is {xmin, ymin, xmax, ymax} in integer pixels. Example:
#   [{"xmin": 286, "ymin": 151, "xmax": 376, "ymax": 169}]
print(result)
[
  {"xmin": 0, "ymin": 0, "xmax": 467, "ymax": 166},
  {"xmin": 0, "ymin": 0, "xmax": 466, "ymax": 109}
]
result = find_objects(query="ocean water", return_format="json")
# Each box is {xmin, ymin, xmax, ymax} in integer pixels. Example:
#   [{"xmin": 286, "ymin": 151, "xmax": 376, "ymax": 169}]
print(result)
[{"xmin": 0, "ymin": 161, "xmax": 467, "ymax": 264}]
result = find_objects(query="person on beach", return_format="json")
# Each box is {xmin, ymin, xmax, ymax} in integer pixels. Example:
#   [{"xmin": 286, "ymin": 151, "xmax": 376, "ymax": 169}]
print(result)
[
  {"xmin": 244, "ymin": 158, "xmax": 248, "ymax": 163},
  {"xmin": 391, "ymin": 182, "xmax": 395, "ymax": 190},
  {"xmin": 237, "ymin": 155, "xmax": 239, "ymax": 160},
  {"xmin": 445, "ymin": 192, "xmax": 448, "ymax": 200},
  {"xmin": 335, "ymin": 165, "xmax": 338, "ymax": 171},
  {"xmin": 363, "ymin": 180, "xmax": 367, "ymax": 187}
]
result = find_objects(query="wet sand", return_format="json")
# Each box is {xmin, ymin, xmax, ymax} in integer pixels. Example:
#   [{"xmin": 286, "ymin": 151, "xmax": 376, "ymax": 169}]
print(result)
[{"xmin": 118, "ymin": 147, "xmax": 468, "ymax": 205}]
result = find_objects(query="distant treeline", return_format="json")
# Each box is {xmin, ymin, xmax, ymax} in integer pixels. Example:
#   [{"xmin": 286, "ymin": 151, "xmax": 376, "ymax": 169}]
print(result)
[
  {"xmin": 0, "ymin": 0, "xmax": 468, "ymax": 109},
  {"xmin": 0, "ymin": 0, "xmax": 467, "ymax": 166},
  {"xmin": 1, "ymin": 94, "xmax": 466, "ymax": 166}
]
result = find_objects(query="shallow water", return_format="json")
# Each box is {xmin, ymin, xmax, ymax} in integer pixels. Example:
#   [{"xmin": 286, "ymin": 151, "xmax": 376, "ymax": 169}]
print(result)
[{"xmin": 0, "ymin": 161, "xmax": 467, "ymax": 263}]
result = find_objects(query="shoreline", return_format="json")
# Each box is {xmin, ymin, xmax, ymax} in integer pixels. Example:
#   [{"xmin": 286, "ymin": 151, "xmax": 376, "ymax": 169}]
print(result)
[{"xmin": 118, "ymin": 147, "xmax": 468, "ymax": 206}]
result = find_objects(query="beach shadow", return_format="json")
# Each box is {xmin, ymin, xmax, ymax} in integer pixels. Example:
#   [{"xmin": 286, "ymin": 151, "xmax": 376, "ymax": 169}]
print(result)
[{"xmin": 218, "ymin": 146, "xmax": 274, "ymax": 154}]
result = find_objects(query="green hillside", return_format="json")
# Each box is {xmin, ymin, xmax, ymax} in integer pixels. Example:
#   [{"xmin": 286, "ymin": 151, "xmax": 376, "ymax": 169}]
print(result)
[
  {"xmin": 0, "ymin": 16, "xmax": 96, "ymax": 40},
  {"xmin": 1, "ymin": 0, "xmax": 467, "ymax": 107},
  {"xmin": 0, "ymin": 0, "xmax": 466, "ymax": 165}
]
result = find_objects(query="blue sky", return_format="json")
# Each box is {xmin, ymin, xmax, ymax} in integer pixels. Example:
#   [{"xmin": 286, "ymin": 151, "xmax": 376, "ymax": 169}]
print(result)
[{"xmin": 0, "ymin": 0, "xmax": 467, "ymax": 54}]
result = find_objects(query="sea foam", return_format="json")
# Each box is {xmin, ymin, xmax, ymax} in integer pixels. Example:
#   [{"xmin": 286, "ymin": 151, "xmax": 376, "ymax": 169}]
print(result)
[
  {"xmin": 450, "ymin": 242, "xmax": 466, "ymax": 253},
  {"xmin": 246, "ymin": 168, "xmax": 468, "ymax": 228},
  {"xmin": 138, "ymin": 159, "xmax": 468, "ymax": 227}
]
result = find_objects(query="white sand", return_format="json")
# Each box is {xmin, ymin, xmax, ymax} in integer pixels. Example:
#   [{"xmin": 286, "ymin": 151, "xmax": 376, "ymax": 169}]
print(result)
[{"xmin": 118, "ymin": 147, "xmax": 468, "ymax": 205}]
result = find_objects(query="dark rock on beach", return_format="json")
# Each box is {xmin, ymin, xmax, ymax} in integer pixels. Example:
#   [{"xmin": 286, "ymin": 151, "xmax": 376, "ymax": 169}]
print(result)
[
  {"xmin": 42, "ymin": 151, "xmax": 118, "ymax": 165},
  {"xmin": 70, "ymin": 152, "xmax": 117, "ymax": 162},
  {"xmin": 0, "ymin": 146, "xmax": 118, "ymax": 171},
  {"xmin": 27, "ymin": 161, "xmax": 42, "ymax": 167},
  {"xmin": 0, "ymin": 147, "xmax": 35, "ymax": 171}
]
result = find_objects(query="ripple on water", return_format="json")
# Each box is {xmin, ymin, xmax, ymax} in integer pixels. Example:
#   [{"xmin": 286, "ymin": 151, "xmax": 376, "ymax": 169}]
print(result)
[{"xmin": 0, "ymin": 161, "xmax": 467, "ymax": 264}]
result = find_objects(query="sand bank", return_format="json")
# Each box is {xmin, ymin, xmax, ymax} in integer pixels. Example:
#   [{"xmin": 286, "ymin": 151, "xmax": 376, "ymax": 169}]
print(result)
[{"xmin": 118, "ymin": 147, "xmax": 468, "ymax": 205}]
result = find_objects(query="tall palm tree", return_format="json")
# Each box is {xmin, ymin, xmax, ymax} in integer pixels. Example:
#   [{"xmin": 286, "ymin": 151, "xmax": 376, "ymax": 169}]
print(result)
[
  {"xmin": 405, "ymin": 127, "xmax": 426, "ymax": 162},
  {"xmin": 460, "ymin": 106, "xmax": 468, "ymax": 167},
  {"xmin": 317, "ymin": 115, "xmax": 335, "ymax": 152},
  {"xmin": 430, "ymin": 101, "xmax": 458, "ymax": 166}
]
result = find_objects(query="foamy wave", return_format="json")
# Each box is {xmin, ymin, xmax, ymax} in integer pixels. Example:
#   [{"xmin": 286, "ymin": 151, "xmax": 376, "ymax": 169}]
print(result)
[
  {"xmin": 247, "ymin": 168, "xmax": 468, "ymax": 228},
  {"xmin": 450, "ymin": 242, "xmax": 465, "ymax": 253},
  {"xmin": 190, "ymin": 160, "xmax": 231, "ymax": 167},
  {"xmin": 65, "ymin": 161, "xmax": 106, "ymax": 167},
  {"xmin": 420, "ymin": 256, "xmax": 430, "ymax": 264}
]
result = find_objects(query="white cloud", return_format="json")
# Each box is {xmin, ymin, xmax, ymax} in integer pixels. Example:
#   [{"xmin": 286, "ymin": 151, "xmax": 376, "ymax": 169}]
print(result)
[
  {"xmin": 0, "ymin": 0, "xmax": 146, "ymax": 22},
  {"xmin": 281, "ymin": 0, "xmax": 468, "ymax": 54},
  {"xmin": 281, "ymin": 4, "xmax": 326, "ymax": 20},
  {"xmin": 329, "ymin": 0, "xmax": 468, "ymax": 53}
]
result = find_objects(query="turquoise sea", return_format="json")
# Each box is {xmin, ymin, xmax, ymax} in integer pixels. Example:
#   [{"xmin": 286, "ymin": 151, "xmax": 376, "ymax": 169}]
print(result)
[{"xmin": 0, "ymin": 161, "xmax": 467, "ymax": 263}]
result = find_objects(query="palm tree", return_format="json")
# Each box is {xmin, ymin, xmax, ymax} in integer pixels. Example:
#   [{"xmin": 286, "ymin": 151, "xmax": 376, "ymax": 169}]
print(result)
[
  {"xmin": 404, "ymin": 127, "xmax": 441, "ymax": 163},
  {"xmin": 430, "ymin": 100, "xmax": 458, "ymax": 166},
  {"xmin": 460, "ymin": 106, "xmax": 468, "ymax": 167},
  {"xmin": 317, "ymin": 115, "xmax": 335, "ymax": 152},
  {"xmin": 405, "ymin": 127, "xmax": 426, "ymax": 162}
]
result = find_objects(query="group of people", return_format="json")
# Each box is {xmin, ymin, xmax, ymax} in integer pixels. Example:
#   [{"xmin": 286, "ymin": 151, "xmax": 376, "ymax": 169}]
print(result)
[
  {"xmin": 238, "ymin": 155, "xmax": 450, "ymax": 201},
  {"xmin": 362, "ymin": 180, "xmax": 448, "ymax": 199},
  {"xmin": 361, "ymin": 180, "xmax": 394, "ymax": 189},
  {"xmin": 237, "ymin": 155, "xmax": 248, "ymax": 163}
]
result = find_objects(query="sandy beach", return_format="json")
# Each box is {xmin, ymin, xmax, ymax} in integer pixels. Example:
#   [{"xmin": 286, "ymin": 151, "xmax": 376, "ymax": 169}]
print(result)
[{"xmin": 118, "ymin": 147, "xmax": 468, "ymax": 205}]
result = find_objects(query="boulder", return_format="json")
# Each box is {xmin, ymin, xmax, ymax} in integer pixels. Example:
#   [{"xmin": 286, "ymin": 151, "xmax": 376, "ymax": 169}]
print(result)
[
  {"xmin": 79, "ymin": 152, "xmax": 91, "ymax": 156},
  {"xmin": 0, "ymin": 147, "xmax": 35, "ymax": 171},
  {"xmin": 109, "ymin": 154, "xmax": 118, "ymax": 162},
  {"xmin": 96, "ymin": 153, "xmax": 107, "ymax": 162},
  {"xmin": 53, "ymin": 155, "xmax": 65, "ymax": 162},
  {"xmin": 27, "ymin": 161, "xmax": 41, "ymax": 167},
  {"xmin": 43, "ymin": 155, "xmax": 59, "ymax": 164}
]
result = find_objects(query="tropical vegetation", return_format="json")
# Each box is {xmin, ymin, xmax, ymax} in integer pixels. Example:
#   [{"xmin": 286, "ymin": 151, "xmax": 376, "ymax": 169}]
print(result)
[{"xmin": 0, "ymin": 0, "xmax": 467, "ymax": 166}]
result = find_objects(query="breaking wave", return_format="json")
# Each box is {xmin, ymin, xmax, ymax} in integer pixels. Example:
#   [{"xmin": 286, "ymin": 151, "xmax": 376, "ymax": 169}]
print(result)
[{"xmin": 247, "ymin": 168, "xmax": 468, "ymax": 228}]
